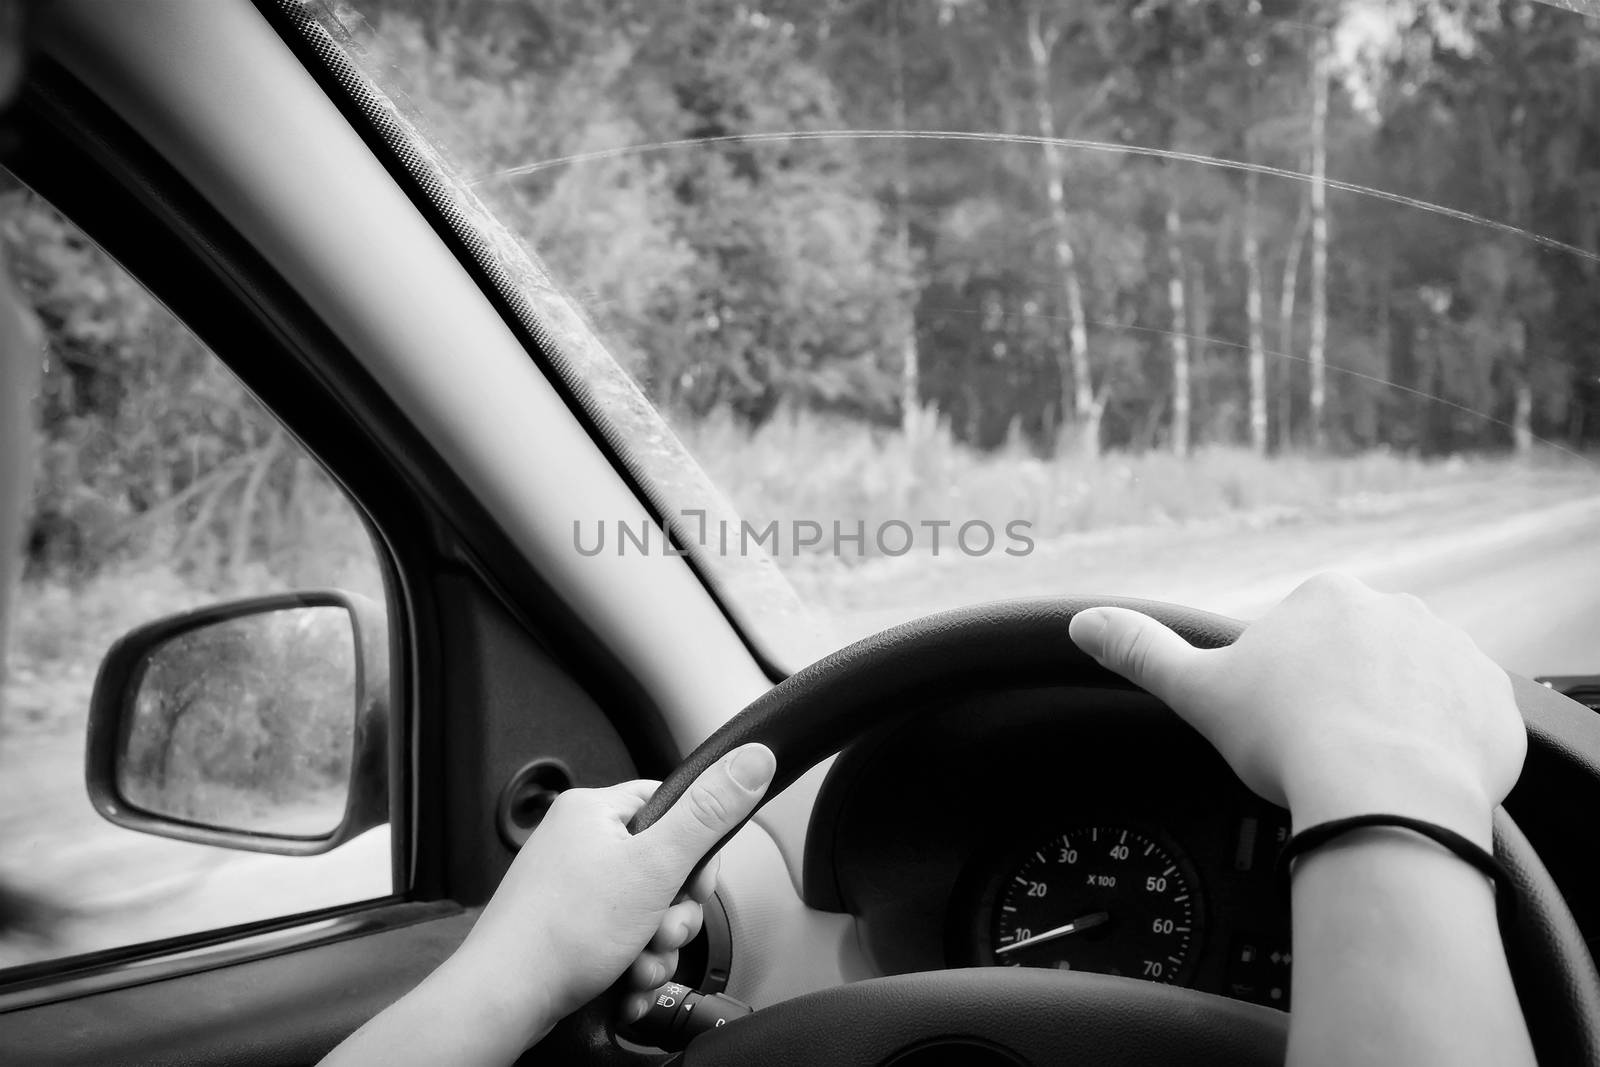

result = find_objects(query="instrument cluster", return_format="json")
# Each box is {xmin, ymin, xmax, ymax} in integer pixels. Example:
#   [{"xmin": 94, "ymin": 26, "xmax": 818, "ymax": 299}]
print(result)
[{"xmin": 804, "ymin": 687, "xmax": 1298, "ymax": 1010}]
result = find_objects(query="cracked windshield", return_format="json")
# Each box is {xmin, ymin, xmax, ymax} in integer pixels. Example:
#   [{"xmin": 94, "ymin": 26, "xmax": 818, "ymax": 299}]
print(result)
[
  {"xmin": 328, "ymin": 0, "xmax": 1600, "ymax": 674},
  {"xmin": 6, "ymin": 0, "xmax": 1600, "ymax": 974}
]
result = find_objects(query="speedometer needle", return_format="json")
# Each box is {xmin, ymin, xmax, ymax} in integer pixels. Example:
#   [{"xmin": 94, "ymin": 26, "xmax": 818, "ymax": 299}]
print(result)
[{"xmin": 995, "ymin": 911, "xmax": 1111, "ymax": 956}]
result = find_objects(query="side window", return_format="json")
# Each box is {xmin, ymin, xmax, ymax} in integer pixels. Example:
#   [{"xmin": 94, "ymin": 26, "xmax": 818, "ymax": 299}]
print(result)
[{"xmin": 0, "ymin": 173, "xmax": 393, "ymax": 971}]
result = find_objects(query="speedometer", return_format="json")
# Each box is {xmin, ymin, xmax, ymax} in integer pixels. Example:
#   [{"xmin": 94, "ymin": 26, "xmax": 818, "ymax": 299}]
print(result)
[{"xmin": 986, "ymin": 825, "xmax": 1203, "ymax": 985}]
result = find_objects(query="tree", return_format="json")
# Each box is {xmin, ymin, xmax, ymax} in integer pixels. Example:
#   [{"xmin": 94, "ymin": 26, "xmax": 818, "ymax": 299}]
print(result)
[
  {"xmin": 1308, "ymin": 31, "xmax": 1331, "ymax": 450},
  {"xmin": 1277, "ymin": 191, "xmax": 1309, "ymax": 448},
  {"xmin": 316, "ymin": 0, "xmax": 1600, "ymax": 460},
  {"xmin": 885, "ymin": 0, "xmax": 923, "ymax": 436},
  {"xmin": 1369, "ymin": 0, "xmax": 1600, "ymax": 454},
  {"xmin": 1022, "ymin": 0, "xmax": 1104, "ymax": 455}
]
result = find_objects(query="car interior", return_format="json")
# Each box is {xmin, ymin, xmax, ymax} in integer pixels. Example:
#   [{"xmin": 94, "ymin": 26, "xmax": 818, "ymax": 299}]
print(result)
[{"xmin": 3, "ymin": 2, "xmax": 1600, "ymax": 1066}]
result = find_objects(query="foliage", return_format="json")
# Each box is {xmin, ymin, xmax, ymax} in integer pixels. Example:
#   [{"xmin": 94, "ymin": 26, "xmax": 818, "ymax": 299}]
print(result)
[
  {"xmin": 122, "ymin": 607, "xmax": 355, "ymax": 830},
  {"xmin": 1, "ymin": 187, "xmax": 381, "ymax": 592},
  {"xmin": 12, "ymin": 0, "xmax": 1600, "ymax": 588},
  {"xmin": 678, "ymin": 405, "xmax": 1567, "ymax": 564},
  {"xmin": 311, "ymin": 0, "xmax": 1600, "ymax": 461},
  {"xmin": 340, "ymin": 0, "xmax": 911, "ymax": 423},
  {"xmin": 0, "ymin": 190, "xmax": 383, "ymax": 743}
]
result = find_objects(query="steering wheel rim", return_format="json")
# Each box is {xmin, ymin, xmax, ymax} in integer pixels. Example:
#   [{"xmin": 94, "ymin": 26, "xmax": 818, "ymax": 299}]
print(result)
[{"xmin": 543, "ymin": 596, "xmax": 1600, "ymax": 1066}]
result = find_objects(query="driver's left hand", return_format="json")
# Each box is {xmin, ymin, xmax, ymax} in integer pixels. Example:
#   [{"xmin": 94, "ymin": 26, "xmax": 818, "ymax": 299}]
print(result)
[{"xmin": 447, "ymin": 743, "xmax": 777, "ymax": 1050}]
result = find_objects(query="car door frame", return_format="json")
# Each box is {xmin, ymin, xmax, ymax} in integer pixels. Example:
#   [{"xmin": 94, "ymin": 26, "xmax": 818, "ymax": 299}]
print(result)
[{"xmin": 0, "ymin": 23, "xmax": 691, "ymax": 1064}]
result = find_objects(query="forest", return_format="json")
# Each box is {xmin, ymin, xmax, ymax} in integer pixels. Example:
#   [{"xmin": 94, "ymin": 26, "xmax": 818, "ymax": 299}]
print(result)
[{"xmin": 342, "ymin": 0, "xmax": 1600, "ymax": 460}]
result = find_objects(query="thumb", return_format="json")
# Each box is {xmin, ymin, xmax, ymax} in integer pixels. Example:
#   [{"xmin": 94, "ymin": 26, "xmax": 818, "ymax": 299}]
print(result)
[
  {"xmin": 1070, "ymin": 607, "xmax": 1200, "ymax": 705},
  {"xmin": 642, "ymin": 743, "xmax": 776, "ymax": 880}
]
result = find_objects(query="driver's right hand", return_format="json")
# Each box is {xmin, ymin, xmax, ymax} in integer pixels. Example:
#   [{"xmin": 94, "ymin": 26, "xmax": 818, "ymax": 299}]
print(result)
[{"xmin": 1067, "ymin": 572, "xmax": 1526, "ymax": 848}]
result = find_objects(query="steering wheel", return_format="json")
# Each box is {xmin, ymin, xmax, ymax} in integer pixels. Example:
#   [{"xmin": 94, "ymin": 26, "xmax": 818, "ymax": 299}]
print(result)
[{"xmin": 543, "ymin": 597, "xmax": 1600, "ymax": 1066}]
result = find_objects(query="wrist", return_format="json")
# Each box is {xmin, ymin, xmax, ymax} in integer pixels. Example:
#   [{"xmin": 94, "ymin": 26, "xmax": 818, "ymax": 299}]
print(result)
[
  {"xmin": 1284, "ymin": 742, "xmax": 1495, "ymax": 850},
  {"xmin": 439, "ymin": 930, "xmax": 562, "ymax": 1054}
]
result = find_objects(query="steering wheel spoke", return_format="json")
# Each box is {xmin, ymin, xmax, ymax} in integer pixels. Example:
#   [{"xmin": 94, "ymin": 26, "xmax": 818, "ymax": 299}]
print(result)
[{"xmin": 679, "ymin": 969, "xmax": 1285, "ymax": 1066}]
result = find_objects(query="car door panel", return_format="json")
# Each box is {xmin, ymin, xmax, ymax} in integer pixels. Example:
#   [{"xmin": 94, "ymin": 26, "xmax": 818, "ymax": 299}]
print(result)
[
  {"xmin": 0, "ymin": 903, "xmax": 471, "ymax": 1067},
  {"xmin": 431, "ymin": 571, "xmax": 647, "ymax": 904}
]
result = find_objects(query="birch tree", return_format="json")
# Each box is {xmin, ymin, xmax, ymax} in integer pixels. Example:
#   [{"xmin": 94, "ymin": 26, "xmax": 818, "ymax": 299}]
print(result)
[
  {"xmin": 1023, "ymin": 0, "xmax": 1103, "ymax": 456},
  {"xmin": 1307, "ymin": 32, "xmax": 1330, "ymax": 450}
]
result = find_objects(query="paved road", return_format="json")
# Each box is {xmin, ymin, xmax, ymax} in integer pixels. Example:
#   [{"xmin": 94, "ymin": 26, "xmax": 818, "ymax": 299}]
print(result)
[
  {"xmin": 3, "ymin": 473, "xmax": 1596, "ymax": 966},
  {"xmin": 0, "ymin": 728, "xmax": 390, "ymax": 968},
  {"xmin": 823, "ymin": 475, "xmax": 1600, "ymax": 679},
  {"xmin": 1358, "ymin": 504, "xmax": 1600, "ymax": 676}
]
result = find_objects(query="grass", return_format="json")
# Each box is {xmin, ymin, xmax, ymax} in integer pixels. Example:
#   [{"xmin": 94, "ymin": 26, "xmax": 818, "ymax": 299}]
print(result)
[
  {"xmin": 5, "ymin": 553, "xmax": 383, "ymax": 738},
  {"xmin": 8, "ymin": 408, "xmax": 1591, "ymax": 736},
  {"xmin": 674, "ymin": 407, "xmax": 1581, "ymax": 564},
  {"xmin": 4, "ymin": 567, "xmax": 216, "ymax": 737}
]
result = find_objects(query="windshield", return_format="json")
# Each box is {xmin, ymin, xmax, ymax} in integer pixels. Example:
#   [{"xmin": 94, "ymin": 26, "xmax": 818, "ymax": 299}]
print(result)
[{"xmin": 317, "ymin": 0, "xmax": 1600, "ymax": 678}]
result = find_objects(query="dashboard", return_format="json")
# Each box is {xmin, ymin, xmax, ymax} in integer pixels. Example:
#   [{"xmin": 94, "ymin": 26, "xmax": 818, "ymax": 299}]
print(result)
[{"xmin": 802, "ymin": 687, "xmax": 1301, "ymax": 1010}]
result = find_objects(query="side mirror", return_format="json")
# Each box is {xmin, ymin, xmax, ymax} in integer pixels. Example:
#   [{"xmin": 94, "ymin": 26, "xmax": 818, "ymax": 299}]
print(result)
[{"xmin": 85, "ymin": 590, "xmax": 389, "ymax": 856}]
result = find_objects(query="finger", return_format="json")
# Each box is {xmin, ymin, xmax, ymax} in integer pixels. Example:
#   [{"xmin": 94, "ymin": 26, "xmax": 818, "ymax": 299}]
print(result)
[
  {"xmin": 682, "ymin": 853, "xmax": 720, "ymax": 904},
  {"xmin": 1070, "ymin": 607, "xmax": 1204, "ymax": 706},
  {"xmin": 650, "ymin": 899, "xmax": 705, "ymax": 952},
  {"xmin": 622, "ymin": 990, "xmax": 655, "ymax": 1024},
  {"xmin": 614, "ymin": 779, "xmax": 663, "ymax": 803},
  {"xmin": 625, "ymin": 948, "xmax": 679, "ymax": 992},
  {"xmin": 640, "ymin": 743, "xmax": 776, "ymax": 882},
  {"xmin": 594, "ymin": 780, "xmax": 661, "ymax": 820}
]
